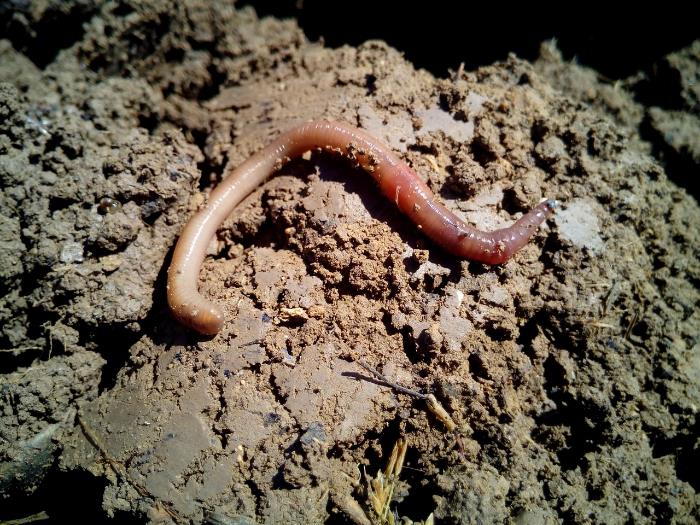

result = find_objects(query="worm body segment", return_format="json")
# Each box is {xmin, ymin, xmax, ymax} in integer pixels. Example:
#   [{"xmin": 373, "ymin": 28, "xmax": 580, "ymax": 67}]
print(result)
[{"xmin": 167, "ymin": 121, "xmax": 556, "ymax": 335}]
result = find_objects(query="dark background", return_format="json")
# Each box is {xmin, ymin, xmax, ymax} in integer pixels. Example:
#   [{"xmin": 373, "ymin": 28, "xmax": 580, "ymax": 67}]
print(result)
[
  {"xmin": 2, "ymin": 0, "xmax": 697, "ymax": 79},
  {"xmin": 244, "ymin": 1, "xmax": 698, "ymax": 79}
]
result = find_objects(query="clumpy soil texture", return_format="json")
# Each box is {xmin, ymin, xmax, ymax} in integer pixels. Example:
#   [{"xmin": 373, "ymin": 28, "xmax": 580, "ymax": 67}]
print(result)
[{"xmin": 1, "ymin": 2, "xmax": 699, "ymax": 524}]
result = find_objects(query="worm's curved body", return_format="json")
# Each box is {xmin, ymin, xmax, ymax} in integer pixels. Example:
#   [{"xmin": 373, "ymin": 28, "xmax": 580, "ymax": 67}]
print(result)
[{"xmin": 167, "ymin": 121, "xmax": 556, "ymax": 335}]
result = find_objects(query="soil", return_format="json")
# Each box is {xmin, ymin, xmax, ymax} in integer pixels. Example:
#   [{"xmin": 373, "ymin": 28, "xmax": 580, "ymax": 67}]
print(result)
[{"xmin": 1, "ymin": 2, "xmax": 699, "ymax": 524}]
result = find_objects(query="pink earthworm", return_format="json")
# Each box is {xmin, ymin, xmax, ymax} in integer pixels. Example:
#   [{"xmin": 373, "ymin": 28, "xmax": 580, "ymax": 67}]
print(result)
[{"xmin": 167, "ymin": 120, "xmax": 557, "ymax": 335}]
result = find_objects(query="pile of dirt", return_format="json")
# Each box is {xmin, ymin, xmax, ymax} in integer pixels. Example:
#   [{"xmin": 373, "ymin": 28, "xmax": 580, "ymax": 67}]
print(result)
[{"xmin": 1, "ymin": 2, "xmax": 698, "ymax": 523}]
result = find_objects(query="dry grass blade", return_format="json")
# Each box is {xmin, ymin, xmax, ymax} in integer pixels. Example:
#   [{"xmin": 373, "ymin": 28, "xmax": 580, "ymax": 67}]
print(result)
[
  {"xmin": 366, "ymin": 438, "xmax": 407, "ymax": 524},
  {"xmin": 363, "ymin": 438, "xmax": 433, "ymax": 524}
]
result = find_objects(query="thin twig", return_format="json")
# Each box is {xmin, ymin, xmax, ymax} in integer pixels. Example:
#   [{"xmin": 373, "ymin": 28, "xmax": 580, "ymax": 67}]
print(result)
[
  {"xmin": 0, "ymin": 511, "xmax": 50, "ymax": 525},
  {"xmin": 356, "ymin": 360, "xmax": 426, "ymax": 399},
  {"xmin": 355, "ymin": 360, "xmax": 456, "ymax": 431},
  {"xmin": 624, "ymin": 309, "xmax": 640, "ymax": 340}
]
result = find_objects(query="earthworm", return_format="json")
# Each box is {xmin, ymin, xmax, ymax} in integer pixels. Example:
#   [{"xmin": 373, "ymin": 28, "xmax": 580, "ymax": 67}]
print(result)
[{"xmin": 167, "ymin": 120, "xmax": 557, "ymax": 335}]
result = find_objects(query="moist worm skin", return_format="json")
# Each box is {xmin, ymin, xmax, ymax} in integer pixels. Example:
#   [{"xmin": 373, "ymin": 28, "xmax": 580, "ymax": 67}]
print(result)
[{"xmin": 167, "ymin": 120, "xmax": 557, "ymax": 335}]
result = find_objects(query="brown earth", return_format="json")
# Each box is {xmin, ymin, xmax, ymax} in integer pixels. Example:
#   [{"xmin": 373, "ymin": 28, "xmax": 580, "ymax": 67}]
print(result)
[{"xmin": 1, "ymin": 2, "xmax": 699, "ymax": 524}]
